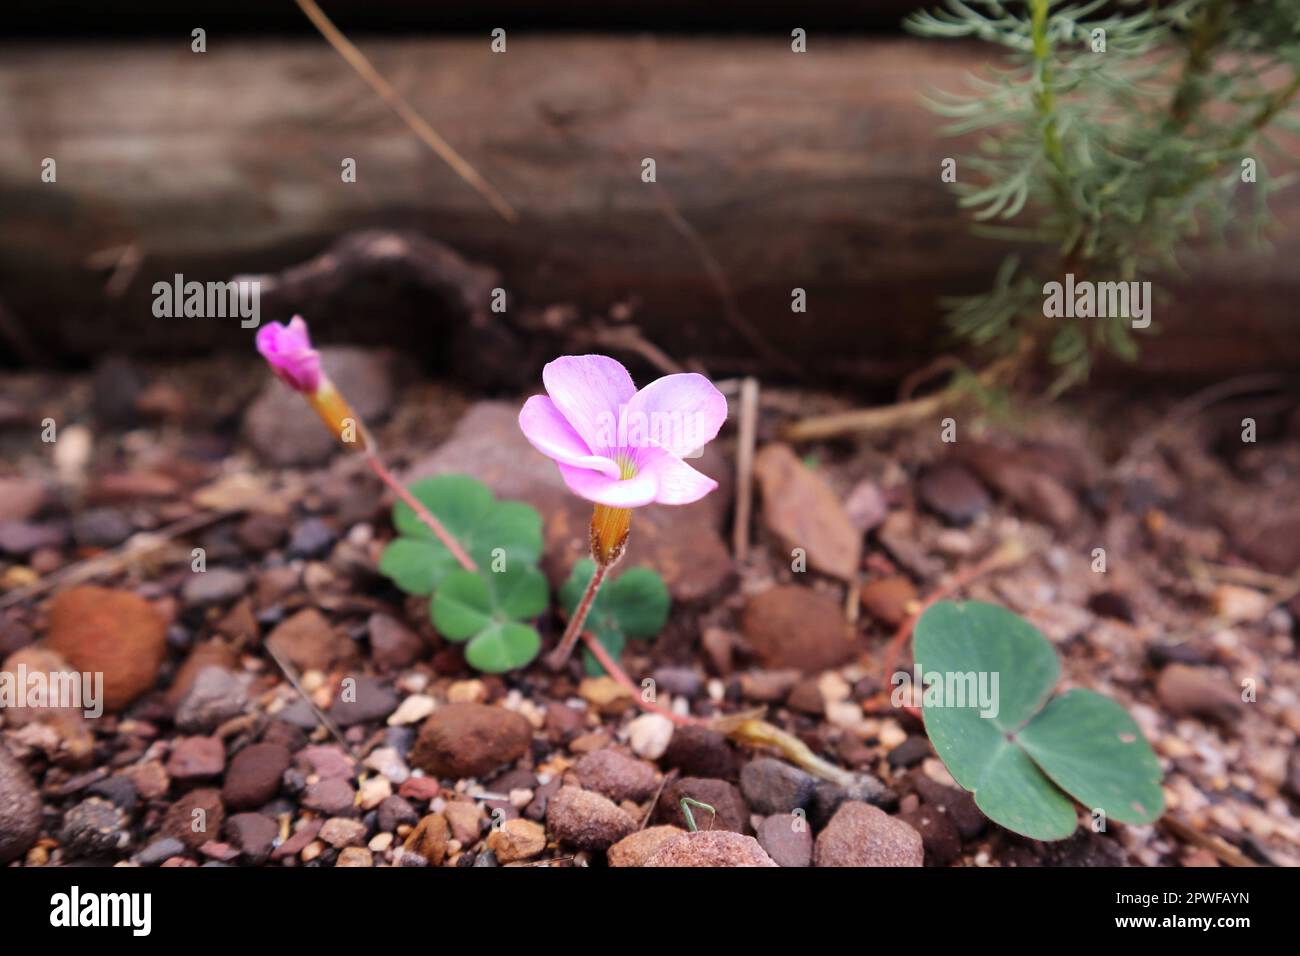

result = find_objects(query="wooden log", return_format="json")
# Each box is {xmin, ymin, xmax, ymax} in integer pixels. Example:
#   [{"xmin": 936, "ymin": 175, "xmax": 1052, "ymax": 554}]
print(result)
[
  {"xmin": 0, "ymin": 36, "xmax": 1296, "ymax": 384},
  {"xmin": 8, "ymin": 3, "xmax": 933, "ymax": 36}
]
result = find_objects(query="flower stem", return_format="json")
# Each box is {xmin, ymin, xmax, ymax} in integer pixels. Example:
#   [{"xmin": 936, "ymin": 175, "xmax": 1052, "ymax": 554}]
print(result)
[
  {"xmin": 577, "ymin": 630, "xmax": 699, "ymax": 727},
  {"xmin": 362, "ymin": 452, "xmax": 477, "ymax": 573},
  {"xmin": 546, "ymin": 560, "xmax": 609, "ymax": 669}
]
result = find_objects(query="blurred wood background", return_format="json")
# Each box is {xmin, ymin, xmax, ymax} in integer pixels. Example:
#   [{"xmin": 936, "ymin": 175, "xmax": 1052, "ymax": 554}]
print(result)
[{"xmin": 0, "ymin": 31, "xmax": 1296, "ymax": 385}]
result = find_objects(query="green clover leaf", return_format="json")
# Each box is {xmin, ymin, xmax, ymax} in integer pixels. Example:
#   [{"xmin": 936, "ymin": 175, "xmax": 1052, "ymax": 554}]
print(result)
[
  {"xmin": 378, "ymin": 474, "xmax": 542, "ymax": 595},
  {"xmin": 559, "ymin": 559, "xmax": 670, "ymax": 675},
  {"xmin": 914, "ymin": 599, "xmax": 1164, "ymax": 841},
  {"xmin": 431, "ymin": 564, "xmax": 548, "ymax": 672}
]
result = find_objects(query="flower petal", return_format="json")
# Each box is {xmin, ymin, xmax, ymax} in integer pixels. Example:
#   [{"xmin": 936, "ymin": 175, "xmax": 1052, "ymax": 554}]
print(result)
[
  {"xmin": 518, "ymin": 395, "xmax": 622, "ymax": 479},
  {"xmin": 557, "ymin": 463, "xmax": 659, "ymax": 508},
  {"xmin": 637, "ymin": 443, "xmax": 719, "ymax": 505},
  {"xmin": 255, "ymin": 315, "xmax": 322, "ymax": 393},
  {"xmin": 543, "ymin": 355, "xmax": 636, "ymax": 455},
  {"xmin": 622, "ymin": 372, "xmax": 727, "ymax": 459}
]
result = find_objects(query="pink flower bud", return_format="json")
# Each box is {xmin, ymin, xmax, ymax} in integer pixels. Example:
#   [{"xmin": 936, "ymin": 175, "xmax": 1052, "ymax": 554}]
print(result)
[{"xmin": 255, "ymin": 316, "xmax": 322, "ymax": 394}]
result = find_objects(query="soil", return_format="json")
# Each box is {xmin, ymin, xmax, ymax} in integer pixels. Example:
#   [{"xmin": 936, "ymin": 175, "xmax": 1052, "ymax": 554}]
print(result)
[{"xmin": 1, "ymin": 353, "xmax": 1297, "ymax": 868}]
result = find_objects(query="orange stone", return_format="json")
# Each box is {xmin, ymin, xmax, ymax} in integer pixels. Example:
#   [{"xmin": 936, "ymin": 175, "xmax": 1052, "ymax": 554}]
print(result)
[{"xmin": 45, "ymin": 585, "xmax": 167, "ymax": 712}]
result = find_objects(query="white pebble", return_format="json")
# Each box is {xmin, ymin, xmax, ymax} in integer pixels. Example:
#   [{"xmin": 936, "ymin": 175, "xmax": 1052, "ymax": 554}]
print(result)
[{"xmin": 627, "ymin": 713, "xmax": 674, "ymax": 760}]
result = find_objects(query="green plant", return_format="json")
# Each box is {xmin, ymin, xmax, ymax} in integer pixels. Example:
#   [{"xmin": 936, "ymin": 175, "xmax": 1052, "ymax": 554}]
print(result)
[
  {"xmin": 378, "ymin": 474, "xmax": 547, "ymax": 672},
  {"xmin": 912, "ymin": 599, "xmax": 1164, "ymax": 840},
  {"xmin": 431, "ymin": 565, "xmax": 549, "ymax": 672},
  {"xmin": 379, "ymin": 475, "xmax": 543, "ymax": 595},
  {"xmin": 907, "ymin": 0, "xmax": 1300, "ymax": 393},
  {"xmin": 560, "ymin": 559, "xmax": 671, "ymax": 676},
  {"xmin": 377, "ymin": 474, "xmax": 673, "ymax": 675}
]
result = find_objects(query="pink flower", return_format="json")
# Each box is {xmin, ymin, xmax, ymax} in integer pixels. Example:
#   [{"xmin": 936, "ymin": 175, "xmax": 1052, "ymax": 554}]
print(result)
[
  {"xmin": 255, "ymin": 316, "xmax": 322, "ymax": 393},
  {"xmin": 519, "ymin": 355, "xmax": 727, "ymax": 507}
]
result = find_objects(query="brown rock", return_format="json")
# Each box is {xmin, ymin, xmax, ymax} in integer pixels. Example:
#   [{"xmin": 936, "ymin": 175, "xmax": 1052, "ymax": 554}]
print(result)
[
  {"xmin": 443, "ymin": 800, "xmax": 485, "ymax": 845},
  {"xmin": 546, "ymin": 786, "xmax": 637, "ymax": 851},
  {"xmin": 486, "ymin": 818, "xmax": 547, "ymax": 862},
  {"xmin": 45, "ymin": 585, "xmax": 166, "ymax": 711},
  {"xmin": 224, "ymin": 812, "xmax": 278, "ymax": 864},
  {"xmin": 405, "ymin": 402, "xmax": 733, "ymax": 602},
  {"xmin": 301, "ymin": 778, "xmax": 357, "ymax": 816},
  {"xmin": 0, "ymin": 744, "xmax": 42, "ymax": 863},
  {"xmin": 814, "ymin": 801, "xmax": 923, "ymax": 867},
  {"xmin": 165, "ymin": 641, "xmax": 240, "ymax": 711},
  {"xmin": 960, "ymin": 446, "xmax": 1079, "ymax": 531},
  {"xmin": 786, "ymin": 677, "xmax": 826, "ymax": 715},
  {"xmin": 607, "ymin": 825, "xmax": 686, "ymax": 867},
  {"xmin": 222, "ymin": 742, "xmax": 291, "ymax": 811},
  {"xmin": 910, "ymin": 771, "xmax": 986, "ymax": 840},
  {"xmin": 234, "ymin": 512, "xmax": 288, "ymax": 552},
  {"xmin": 396, "ymin": 776, "xmax": 439, "ymax": 804},
  {"xmin": 367, "ymin": 613, "xmax": 424, "ymax": 671},
  {"xmin": 660, "ymin": 725, "xmax": 739, "ymax": 779},
  {"xmin": 409, "ymin": 703, "xmax": 532, "ymax": 779},
  {"xmin": 0, "ymin": 646, "xmax": 94, "ymax": 766},
  {"xmin": 544, "ymin": 701, "xmax": 584, "ymax": 743},
  {"xmin": 756, "ymin": 812, "xmax": 814, "ymax": 867},
  {"xmin": 122, "ymin": 760, "xmax": 170, "ymax": 801},
  {"xmin": 166, "ymin": 736, "xmax": 225, "ymax": 781},
  {"xmin": 162, "ymin": 788, "xmax": 225, "ymax": 850},
  {"xmin": 644, "ymin": 830, "xmax": 778, "ymax": 867},
  {"xmin": 265, "ymin": 608, "xmax": 353, "ymax": 674},
  {"xmin": 574, "ymin": 749, "xmax": 659, "ymax": 803},
  {"xmin": 319, "ymin": 817, "xmax": 368, "ymax": 849},
  {"xmin": 899, "ymin": 806, "xmax": 962, "ymax": 866},
  {"xmin": 270, "ymin": 819, "xmax": 322, "ymax": 861},
  {"xmin": 336, "ymin": 847, "xmax": 375, "ymax": 867},
  {"xmin": 1156, "ymin": 664, "xmax": 1242, "ymax": 724},
  {"xmin": 569, "ymin": 731, "xmax": 611, "ymax": 754},
  {"xmin": 740, "ymin": 586, "xmax": 858, "ymax": 673},
  {"xmin": 916, "ymin": 462, "xmax": 990, "ymax": 527},
  {"xmin": 753, "ymin": 443, "xmax": 861, "ymax": 580},
  {"xmin": 404, "ymin": 812, "xmax": 450, "ymax": 865},
  {"xmin": 859, "ymin": 576, "xmax": 918, "ymax": 629},
  {"xmin": 738, "ymin": 669, "xmax": 802, "ymax": 703}
]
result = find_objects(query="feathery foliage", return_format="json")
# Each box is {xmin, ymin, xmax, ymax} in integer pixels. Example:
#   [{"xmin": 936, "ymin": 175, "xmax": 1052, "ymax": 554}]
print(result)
[{"xmin": 906, "ymin": 0, "xmax": 1300, "ymax": 392}]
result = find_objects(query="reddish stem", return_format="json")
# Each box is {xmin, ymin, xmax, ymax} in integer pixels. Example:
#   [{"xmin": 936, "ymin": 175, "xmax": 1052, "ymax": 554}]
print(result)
[
  {"xmin": 546, "ymin": 561, "xmax": 609, "ymax": 669},
  {"xmin": 578, "ymin": 631, "xmax": 701, "ymax": 727},
  {"xmin": 865, "ymin": 540, "xmax": 1026, "ymax": 714},
  {"xmin": 364, "ymin": 453, "xmax": 477, "ymax": 573}
]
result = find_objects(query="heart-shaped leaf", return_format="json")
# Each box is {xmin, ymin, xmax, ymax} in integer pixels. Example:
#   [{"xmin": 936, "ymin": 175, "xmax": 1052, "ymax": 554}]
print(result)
[
  {"xmin": 430, "ymin": 565, "xmax": 548, "ymax": 672},
  {"xmin": 378, "ymin": 475, "xmax": 542, "ymax": 595},
  {"xmin": 1017, "ymin": 689, "xmax": 1164, "ymax": 826},
  {"xmin": 914, "ymin": 599, "xmax": 1163, "ymax": 840},
  {"xmin": 559, "ymin": 560, "xmax": 670, "ymax": 675},
  {"xmin": 463, "ymin": 621, "xmax": 541, "ymax": 674}
]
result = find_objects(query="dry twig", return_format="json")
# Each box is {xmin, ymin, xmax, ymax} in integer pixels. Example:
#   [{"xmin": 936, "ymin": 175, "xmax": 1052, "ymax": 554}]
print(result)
[
  {"xmin": 732, "ymin": 377, "xmax": 760, "ymax": 563},
  {"xmin": 294, "ymin": 0, "xmax": 517, "ymax": 223}
]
